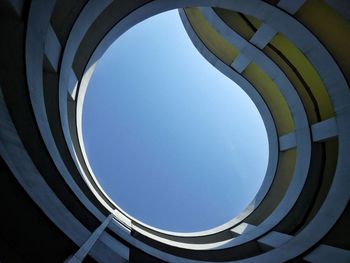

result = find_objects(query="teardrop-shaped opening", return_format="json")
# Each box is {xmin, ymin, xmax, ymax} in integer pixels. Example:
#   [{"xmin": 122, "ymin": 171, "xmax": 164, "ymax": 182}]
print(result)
[{"xmin": 82, "ymin": 10, "xmax": 269, "ymax": 233}]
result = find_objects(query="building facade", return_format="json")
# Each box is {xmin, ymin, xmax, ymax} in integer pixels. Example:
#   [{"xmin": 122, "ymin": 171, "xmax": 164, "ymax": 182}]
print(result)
[{"xmin": 0, "ymin": 0, "xmax": 349, "ymax": 262}]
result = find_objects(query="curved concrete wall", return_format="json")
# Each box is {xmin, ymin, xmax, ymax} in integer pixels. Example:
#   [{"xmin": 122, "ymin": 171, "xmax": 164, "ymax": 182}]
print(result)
[{"xmin": 0, "ymin": 0, "xmax": 349, "ymax": 262}]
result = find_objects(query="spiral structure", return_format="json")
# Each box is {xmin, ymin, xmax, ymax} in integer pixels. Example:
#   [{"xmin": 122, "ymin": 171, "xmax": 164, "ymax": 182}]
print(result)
[{"xmin": 0, "ymin": 1, "xmax": 349, "ymax": 262}]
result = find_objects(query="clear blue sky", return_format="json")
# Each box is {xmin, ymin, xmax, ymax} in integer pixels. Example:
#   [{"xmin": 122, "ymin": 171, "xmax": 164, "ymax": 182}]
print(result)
[{"xmin": 82, "ymin": 10, "xmax": 268, "ymax": 232}]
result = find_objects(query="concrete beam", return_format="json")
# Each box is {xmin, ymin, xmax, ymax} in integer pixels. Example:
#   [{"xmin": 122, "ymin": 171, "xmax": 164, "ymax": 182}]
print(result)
[
  {"xmin": 279, "ymin": 132, "xmax": 297, "ymax": 151},
  {"xmin": 311, "ymin": 117, "xmax": 338, "ymax": 142},
  {"xmin": 250, "ymin": 24, "xmax": 277, "ymax": 49},
  {"xmin": 45, "ymin": 25, "xmax": 61, "ymax": 72},
  {"xmin": 325, "ymin": 0, "xmax": 350, "ymax": 21},
  {"xmin": 8, "ymin": 0, "xmax": 24, "ymax": 17},
  {"xmin": 303, "ymin": 245, "xmax": 350, "ymax": 263},
  {"xmin": 230, "ymin": 54, "xmax": 251, "ymax": 73},
  {"xmin": 278, "ymin": 0, "xmax": 306, "ymax": 15},
  {"xmin": 231, "ymin": 223, "xmax": 256, "ymax": 235},
  {"xmin": 257, "ymin": 231, "xmax": 292, "ymax": 251},
  {"xmin": 65, "ymin": 213, "xmax": 115, "ymax": 263},
  {"xmin": 68, "ymin": 69, "xmax": 78, "ymax": 100}
]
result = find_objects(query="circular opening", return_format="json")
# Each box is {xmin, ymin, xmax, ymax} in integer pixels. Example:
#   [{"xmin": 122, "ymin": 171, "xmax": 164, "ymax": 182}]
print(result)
[{"xmin": 82, "ymin": 10, "xmax": 269, "ymax": 233}]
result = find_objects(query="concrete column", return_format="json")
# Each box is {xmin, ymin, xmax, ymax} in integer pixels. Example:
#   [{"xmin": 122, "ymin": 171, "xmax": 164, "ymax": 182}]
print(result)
[{"xmin": 65, "ymin": 213, "xmax": 115, "ymax": 263}]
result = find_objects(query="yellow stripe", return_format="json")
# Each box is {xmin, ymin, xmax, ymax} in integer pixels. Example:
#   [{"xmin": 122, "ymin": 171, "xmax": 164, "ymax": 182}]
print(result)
[
  {"xmin": 185, "ymin": 8, "xmax": 239, "ymax": 64},
  {"xmin": 243, "ymin": 63, "xmax": 295, "ymax": 135},
  {"xmin": 245, "ymin": 149, "xmax": 297, "ymax": 225},
  {"xmin": 213, "ymin": 8, "xmax": 262, "ymax": 40},
  {"xmin": 263, "ymin": 33, "xmax": 334, "ymax": 124}
]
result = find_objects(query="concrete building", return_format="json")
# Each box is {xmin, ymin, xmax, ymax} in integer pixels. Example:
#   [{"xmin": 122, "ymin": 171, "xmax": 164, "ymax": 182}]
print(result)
[{"xmin": 0, "ymin": 0, "xmax": 349, "ymax": 262}]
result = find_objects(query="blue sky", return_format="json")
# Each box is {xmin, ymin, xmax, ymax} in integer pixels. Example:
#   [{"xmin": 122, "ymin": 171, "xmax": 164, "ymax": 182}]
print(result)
[{"xmin": 82, "ymin": 10, "xmax": 268, "ymax": 232}]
